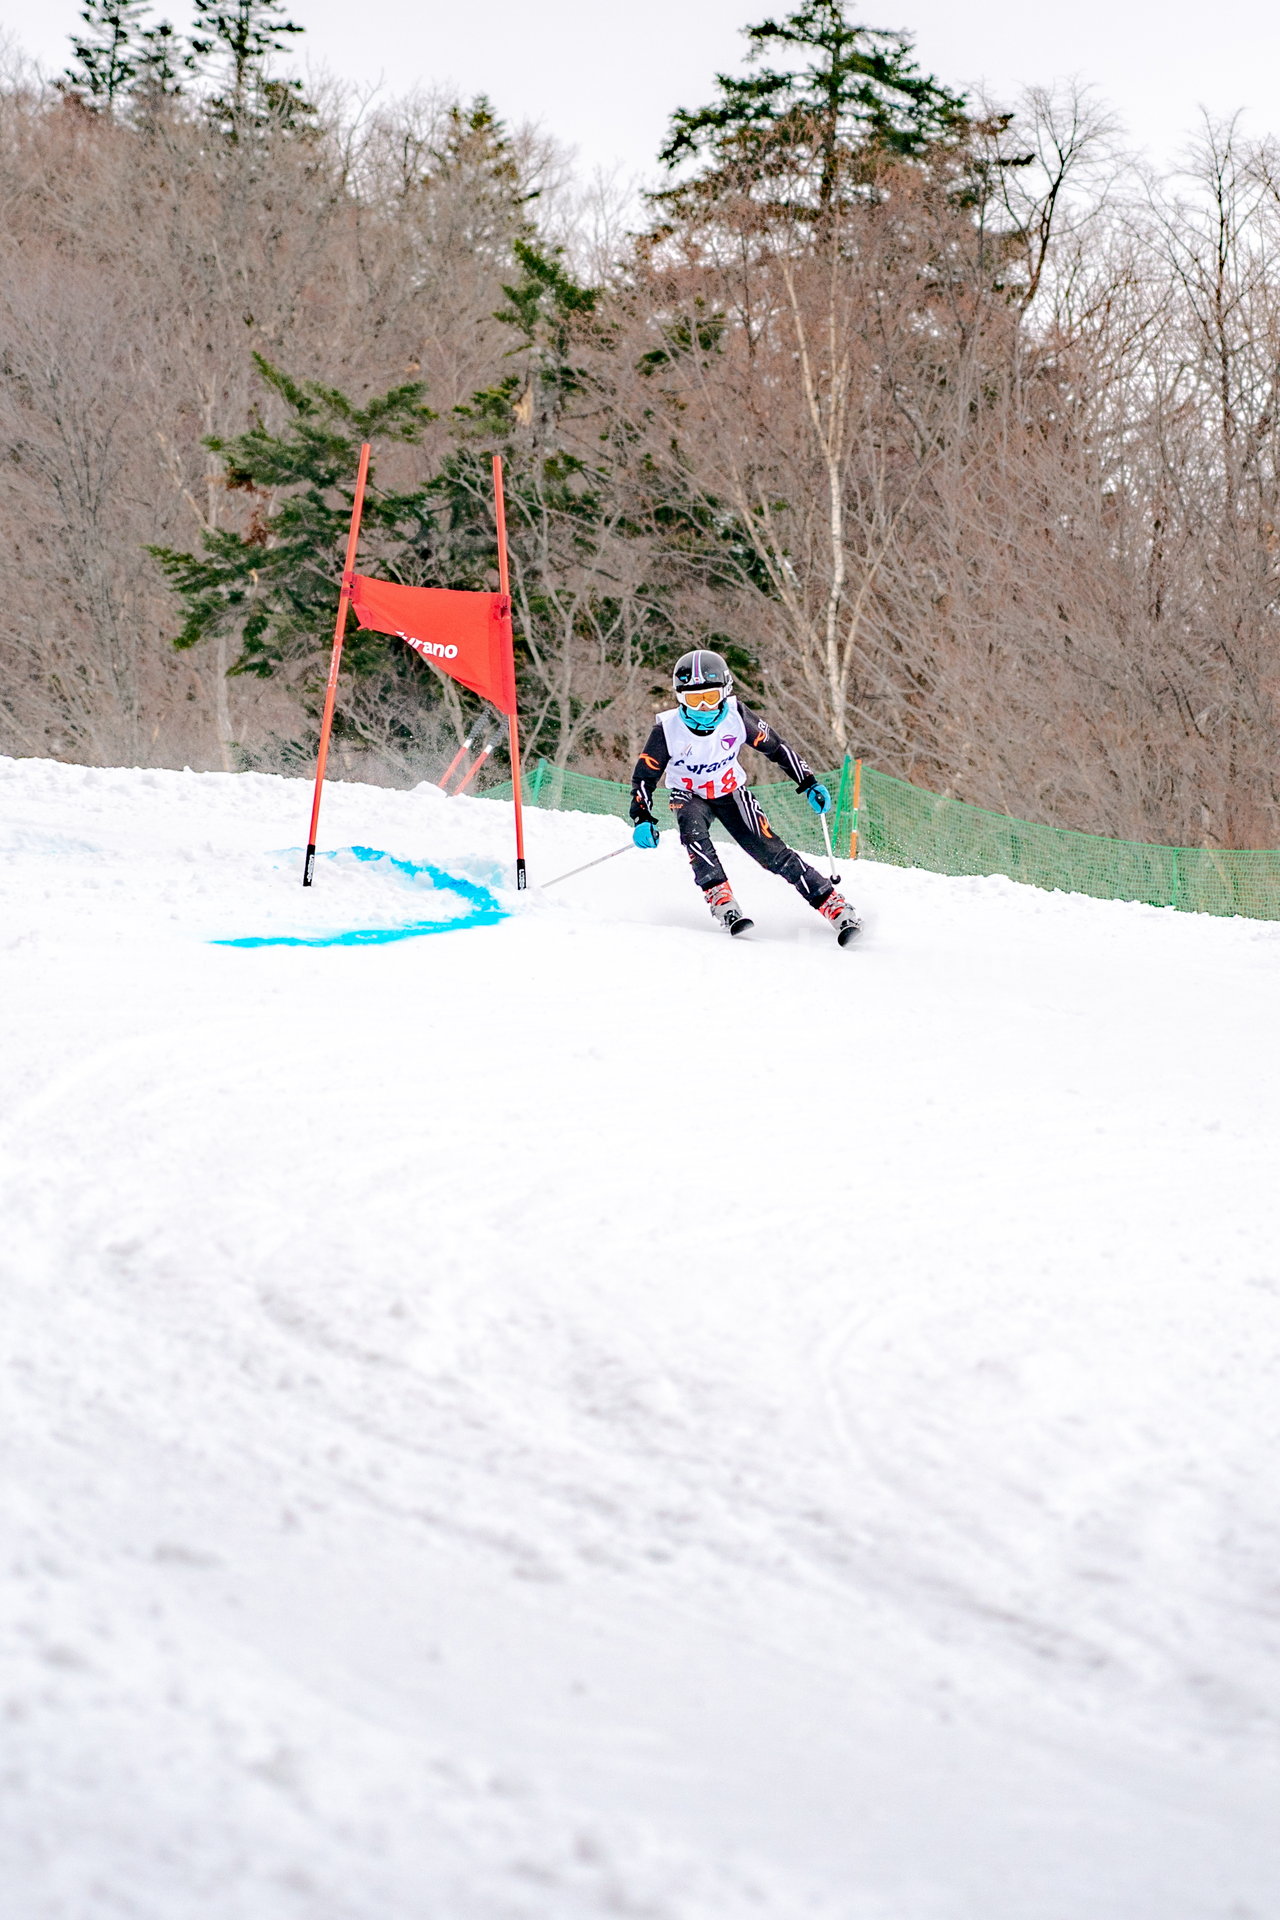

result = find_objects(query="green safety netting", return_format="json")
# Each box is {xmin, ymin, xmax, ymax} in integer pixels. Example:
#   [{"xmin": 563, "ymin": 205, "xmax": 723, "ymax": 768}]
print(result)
[{"xmin": 488, "ymin": 758, "xmax": 1280, "ymax": 920}]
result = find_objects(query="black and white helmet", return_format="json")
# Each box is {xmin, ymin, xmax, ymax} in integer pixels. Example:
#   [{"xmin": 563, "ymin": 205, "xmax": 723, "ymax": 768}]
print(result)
[
  {"xmin": 672, "ymin": 649, "xmax": 734, "ymax": 733},
  {"xmin": 672, "ymin": 649, "xmax": 733, "ymax": 699}
]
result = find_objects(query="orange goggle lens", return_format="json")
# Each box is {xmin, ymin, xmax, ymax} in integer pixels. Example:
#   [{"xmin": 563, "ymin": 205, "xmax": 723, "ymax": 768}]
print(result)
[{"xmin": 678, "ymin": 686, "xmax": 726, "ymax": 710}]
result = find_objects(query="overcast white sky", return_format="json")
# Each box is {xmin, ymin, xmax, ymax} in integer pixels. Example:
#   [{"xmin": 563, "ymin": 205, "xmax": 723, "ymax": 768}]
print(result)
[{"xmin": 11, "ymin": 0, "xmax": 1280, "ymax": 185}]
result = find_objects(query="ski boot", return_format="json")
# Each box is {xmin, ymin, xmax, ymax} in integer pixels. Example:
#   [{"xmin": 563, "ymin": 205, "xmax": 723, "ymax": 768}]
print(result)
[
  {"xmin": 817, "ymin": 888, "xmax": 862, "ymax": 946},
  {"xmin": 704, "ymin": 880, "xmax": 754, "ymax": 936}
]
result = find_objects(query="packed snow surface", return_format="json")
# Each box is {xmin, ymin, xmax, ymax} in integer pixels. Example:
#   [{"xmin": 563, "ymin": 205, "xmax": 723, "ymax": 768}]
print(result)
[{"xmin": 2, "ymin": 754, "xmax": 1279, "ymax": 1920}]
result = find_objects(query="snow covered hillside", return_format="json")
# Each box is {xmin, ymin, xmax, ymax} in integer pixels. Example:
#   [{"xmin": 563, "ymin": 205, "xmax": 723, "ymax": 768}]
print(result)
[{"xmin": 2, "ymin": 754, "xmax": 1279, "ymax": 1920}]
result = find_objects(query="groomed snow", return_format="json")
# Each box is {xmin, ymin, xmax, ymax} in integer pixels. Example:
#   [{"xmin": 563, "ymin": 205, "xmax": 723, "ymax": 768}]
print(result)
[{"xmin": 2, "ymin": 754, "xmax": 1278, "ymax": 1919}]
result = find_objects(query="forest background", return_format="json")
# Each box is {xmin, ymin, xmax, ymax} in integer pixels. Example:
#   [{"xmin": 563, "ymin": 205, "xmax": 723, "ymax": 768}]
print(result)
[{"xmin": 4, "ymin": 0, "xmax": 1280, "ymax": 847}]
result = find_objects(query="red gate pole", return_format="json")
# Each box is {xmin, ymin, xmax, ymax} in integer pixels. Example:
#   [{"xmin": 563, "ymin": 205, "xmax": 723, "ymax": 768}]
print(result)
[
  {"xmin": 452, "ymin": 735, "xmax": 496, "ymax": 797},
  {"xmin": 303, "ymin": 442, "xmax": 371, "ymax": 886},
  {"xmin": 491, "ymin": 454, "xmax": 526, "ymax": 890},
  {"xmin": 437, "ymin": 723, "xmax": 479, "ymax": 795}
]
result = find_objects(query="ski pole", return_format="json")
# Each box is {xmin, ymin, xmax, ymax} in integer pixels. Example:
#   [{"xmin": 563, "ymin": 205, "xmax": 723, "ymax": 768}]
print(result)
[
  {"xmin": 542, "ymin": 842, "xmax": 637, "ymax": 890},
  {"xmin": 820, "ymin": 809, "xmax": 841, "ymax": 886}
]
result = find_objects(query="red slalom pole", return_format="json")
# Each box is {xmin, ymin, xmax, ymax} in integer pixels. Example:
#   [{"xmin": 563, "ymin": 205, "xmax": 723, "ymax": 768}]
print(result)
[
  {"xmin": 437, "ymin": 725, "xmax": 477, "ymax": 794},
  {"xmin": 491, "ymin": 454, "xmax": 526, "ymax": 890},
  {"xmin": 452, "ymin": 739, "xmax": 494, "ymax": 797},
  {"xmin": 303, "ymin": 442, "xmax": 371, "ymax": 886}
]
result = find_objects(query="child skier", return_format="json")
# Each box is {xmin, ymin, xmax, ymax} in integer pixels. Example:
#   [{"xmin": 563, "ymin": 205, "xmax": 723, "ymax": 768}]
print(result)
[{"xmin": 629, "ymin": 650, "xmax": 862, "ymax": 944}]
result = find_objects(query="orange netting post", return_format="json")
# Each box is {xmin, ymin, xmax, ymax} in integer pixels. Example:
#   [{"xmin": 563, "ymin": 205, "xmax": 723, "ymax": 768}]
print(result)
[{"xmin": 491, "ymin": 454, "xmax": 526, "ymax": 890}]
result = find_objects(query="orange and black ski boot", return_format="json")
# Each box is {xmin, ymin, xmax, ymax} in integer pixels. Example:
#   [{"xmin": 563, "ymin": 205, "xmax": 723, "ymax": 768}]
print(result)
[
  {"xmin": 817, "ymin": 888, "xmax": 862, "ymax": 946},
  {"xmin": 704, "ymin": 881, "xmax": 754, "ymax": 936}
]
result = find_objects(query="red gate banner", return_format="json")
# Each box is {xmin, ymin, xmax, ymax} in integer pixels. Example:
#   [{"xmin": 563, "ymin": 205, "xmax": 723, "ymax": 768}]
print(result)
[{"xmin": 348, "ymin": 575, "xmax": 517, "ymax": 717}]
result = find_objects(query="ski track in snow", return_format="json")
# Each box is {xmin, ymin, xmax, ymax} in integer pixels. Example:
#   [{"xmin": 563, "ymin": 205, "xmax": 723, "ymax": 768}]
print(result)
[{"xmin": 1, "ymin": 753, "xmax": 1279, "ymax": 1919}]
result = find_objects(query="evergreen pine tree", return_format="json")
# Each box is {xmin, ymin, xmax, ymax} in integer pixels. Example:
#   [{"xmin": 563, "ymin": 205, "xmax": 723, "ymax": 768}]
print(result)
[
  {"xmin": 190, "ymin": 0, "xmax": 308, "ymax": 131},
  {"xmin": 425, "ymin": 244, "xmax": 683, "ymax": 759},
  {"xmin": 131, "ymin": 20, "xmax": 197, "ymax": 122},
  {"xmin": 657, "ymin": 0, "xmax": 967, "ymax": 218},
  {"xmin": 60, "ymin": 0, "xmax": 151, "ymax": 110},
  {"xmin": 426, "ymin": 240, "xmax": 606, "ymax": 593},
  {"xmin": 421, "ymin": 98, "xmax": 538, "ymax": 261},
  {"xmin": 149, "ymin": 357, "xmax": 437, "ymax": 678}
]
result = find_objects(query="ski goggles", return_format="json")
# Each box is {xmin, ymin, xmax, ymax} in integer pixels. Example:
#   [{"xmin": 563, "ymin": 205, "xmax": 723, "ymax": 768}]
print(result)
[{"xmin": 677, "ymin": 686, "xmax": 727, "ymax": 711}]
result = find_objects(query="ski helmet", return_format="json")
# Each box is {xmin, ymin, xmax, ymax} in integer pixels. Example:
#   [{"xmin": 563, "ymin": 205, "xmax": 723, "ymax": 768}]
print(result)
[{"xmin": 672, "ymin": 649, "xmax": 733, "ymax": 733}]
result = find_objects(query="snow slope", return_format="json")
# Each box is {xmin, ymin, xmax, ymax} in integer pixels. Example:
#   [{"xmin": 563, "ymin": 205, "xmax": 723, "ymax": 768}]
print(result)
[{"xmin": 2, "ymin": 754, "xmax": 1278, "ymax": 1920}]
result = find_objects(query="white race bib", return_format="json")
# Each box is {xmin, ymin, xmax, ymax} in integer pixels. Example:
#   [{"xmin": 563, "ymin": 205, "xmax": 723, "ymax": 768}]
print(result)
[{"xmin": 659, "ymin": 700, "xmax": 747, "ymax": 800}]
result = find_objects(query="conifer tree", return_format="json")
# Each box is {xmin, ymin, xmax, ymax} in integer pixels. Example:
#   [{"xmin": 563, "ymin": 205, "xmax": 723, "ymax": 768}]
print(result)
[
  {"xmin": 426, "ymin": 241, "xmax": 606, "ymax": 592},
  {"xmin": 423, "ymin": 98, "xmax": 537, "ymax": 258},
  {"xmin": 427, "ymin": 244, "xmax": 681, "ymax": 761},
  {"xmin": 60, "ymin": 0, "xmax": 151, "ymax": 109},
  {"xmin": 131, "ymin": 19, "xmax": 197, "ymax": 121},
  {"xmin": 191, "ymin": 0, "xmax": 307, "ymax": 130},
  {"xmin": 657, "ymin": 0, "xmax": 967, "ymax": 218},
  {"xmin": 149, "ymin": 358, "xmax": 437, "ymax": 678}
]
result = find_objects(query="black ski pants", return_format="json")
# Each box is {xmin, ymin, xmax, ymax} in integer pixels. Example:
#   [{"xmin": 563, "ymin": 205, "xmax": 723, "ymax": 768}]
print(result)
[{"xmin": 669, "ymin": 788, "xmax": 832, "ymax": 907}]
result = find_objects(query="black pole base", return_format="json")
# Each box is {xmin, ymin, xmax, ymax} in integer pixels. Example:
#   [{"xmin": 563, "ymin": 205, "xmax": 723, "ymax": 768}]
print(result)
[
  {"xmin": 516, "ymin": 857, "xmax": 527, "ymax": 891},
  {"xmin": 303, "ymin": 844, "xmax": 316, "ymax": 887}
]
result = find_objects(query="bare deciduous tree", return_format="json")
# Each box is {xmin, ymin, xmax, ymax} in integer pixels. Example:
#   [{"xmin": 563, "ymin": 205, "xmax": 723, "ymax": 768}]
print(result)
[{"xmin": 3, "ymin": 45, "xmax": 1280, "ymax": 847}]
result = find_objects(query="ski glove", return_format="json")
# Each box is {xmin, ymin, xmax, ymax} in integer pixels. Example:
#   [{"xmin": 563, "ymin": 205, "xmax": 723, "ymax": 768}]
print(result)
[
  {"xmin": 633, "ymin": 820, "xmax": 660, "ymax": 850},
  {"xmin": 803, "ymin": 782, "xmax": 832, "ymax": 815}
]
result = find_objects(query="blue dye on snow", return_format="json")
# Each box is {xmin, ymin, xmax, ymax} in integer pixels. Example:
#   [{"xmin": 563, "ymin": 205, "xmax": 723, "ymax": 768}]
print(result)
[{"xmin": 213, "ymin": 845, "xmax": 508, "ymax": 949}]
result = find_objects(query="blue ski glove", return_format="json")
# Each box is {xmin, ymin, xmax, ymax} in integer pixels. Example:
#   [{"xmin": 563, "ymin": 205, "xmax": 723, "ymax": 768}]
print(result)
[
  {"xmin": 803, "ymin": 782, "xmax": 832, "ymax": 815},
  {"xmin": 633, "ymin": 819, "xmax": 659, "ymax": 849}
]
